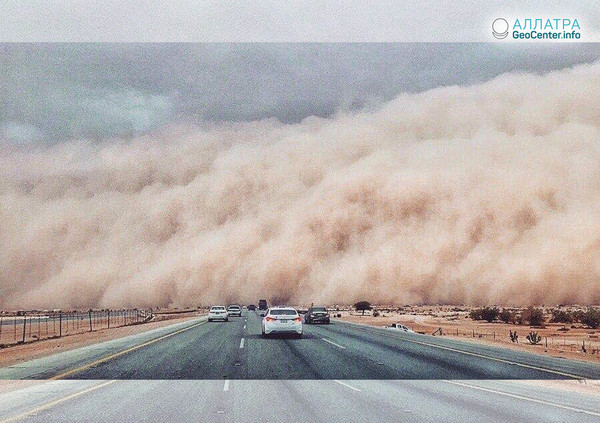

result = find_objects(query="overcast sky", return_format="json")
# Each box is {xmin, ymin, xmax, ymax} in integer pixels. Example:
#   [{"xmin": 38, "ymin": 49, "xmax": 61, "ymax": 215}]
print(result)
[{"xmin": 1, "ymin": 43, "xmax": 599, "ymax": 143}]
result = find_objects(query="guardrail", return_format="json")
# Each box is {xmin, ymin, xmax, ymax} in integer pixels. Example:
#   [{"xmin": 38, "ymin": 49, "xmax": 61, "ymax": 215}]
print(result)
[{"xmin": 0, "ymin": 309, "xmax": 153, "ymax": 348}]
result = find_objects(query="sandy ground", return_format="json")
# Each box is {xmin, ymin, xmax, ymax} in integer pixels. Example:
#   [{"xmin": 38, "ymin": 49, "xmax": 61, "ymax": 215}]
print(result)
[
  {"xmin": 336, "ymin": 307, "xmax": 600, "ymax": 365},
  {"xmin": 0, "ymin": 312, "xmax": 202, "ymax": 368}
]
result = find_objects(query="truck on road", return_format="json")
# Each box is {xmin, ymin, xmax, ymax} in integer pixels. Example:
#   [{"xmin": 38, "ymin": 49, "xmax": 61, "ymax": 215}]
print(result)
[{"xmin": 258, "ymin": 299, "xmax": 268, "ymax": 316}]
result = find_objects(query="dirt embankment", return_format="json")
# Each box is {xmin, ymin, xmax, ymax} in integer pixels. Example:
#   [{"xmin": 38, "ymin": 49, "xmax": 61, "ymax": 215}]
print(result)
[
  {"xmin": 0, "ymin": 312, "xmax": 203, "ymax": 368},
  {"xmin": 336, "ymin": 307, "xmax": 600, "ymax": 365}
]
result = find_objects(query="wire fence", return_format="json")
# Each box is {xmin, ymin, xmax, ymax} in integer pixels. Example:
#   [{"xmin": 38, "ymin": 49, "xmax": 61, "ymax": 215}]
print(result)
[
  {"xmin": 0, "ymin": 309, "xmax": 153, "ymax": 348},
  {"xmin": 431, "ymin": 327, "xmax": 600, "ymax": 357}
]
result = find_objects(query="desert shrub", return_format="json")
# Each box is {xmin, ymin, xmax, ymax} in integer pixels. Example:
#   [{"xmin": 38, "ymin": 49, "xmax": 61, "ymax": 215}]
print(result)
[
  {"xmin": 480, "ymin": 307, "xmax": 499, "ymax": 322},
  {"xmin": 572, "ymin": 310, "xmax": 586, "ymax": 323},
  {"xmin": 499, "ymin": 309, "xmax": 514, "ymax": 323},
  {"xmin": 372, "ymin": 311, "xmax": 380, "ymax": 317},
  {"xmin": 354, "ymin": 301, "xmax": 372, "ymax": 315},
  {"xmin": 550, "ymin": 309, "xmax": 573, "ymax": 324},
  {"xmin": 469, "ymin": 309, "xmax": 483, "ymax": 320},
  {"xmin": 520, "ymin": 307, "xmax": 545, "ymax": 326},
  {"xmin": 581, "ymin": 308, "xmax": 600, "ymax": 329},
  {"xmin": 526, "ymin": 331, "xmax": 542, "ymax": 345},
  {"xmin": 469, "ymin": 307, "xmax": 498, "ymax": 322}
]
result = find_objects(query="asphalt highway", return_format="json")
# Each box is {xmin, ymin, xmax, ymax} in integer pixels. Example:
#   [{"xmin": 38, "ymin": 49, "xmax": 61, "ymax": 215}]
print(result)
[
  {"xmin": 2, "ymin": 310, "xmax": 600, "ymax": 380},
  {"xmin": 1, "ymin": 379, "xmax": 599, "ymax": 422}
]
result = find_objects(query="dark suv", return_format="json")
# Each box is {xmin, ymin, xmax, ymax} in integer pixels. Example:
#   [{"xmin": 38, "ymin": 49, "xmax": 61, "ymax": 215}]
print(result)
[{"xmin": 304, "ymin": 306, "xmax": 330, "ymax": 324}]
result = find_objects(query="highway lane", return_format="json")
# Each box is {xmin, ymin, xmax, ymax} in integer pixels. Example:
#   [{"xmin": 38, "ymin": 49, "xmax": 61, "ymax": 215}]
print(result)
[
  {"xmin": 3, "ymin": 310, "xmax": 600, "ymax": 379},
  {"xmin": 1, "ymin": 379, "xmax": 599, "ymax": 422}
]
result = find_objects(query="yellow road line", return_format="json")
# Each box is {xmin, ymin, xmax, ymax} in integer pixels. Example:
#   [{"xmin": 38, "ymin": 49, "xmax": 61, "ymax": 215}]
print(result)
[
  {"xmin": 0, "ymin": 380, "xmax": 117, "ymax": 423},
  {"xmin": 49, "ymin": 320, "xmax": 206, "ymax": 380},
  {"xmin": 336, "ymin": 321, "xmax": 583, "ymax": 379},
  {"xmin": 444, "ymin": 380, "xmax": 600, "ymax": 417}
]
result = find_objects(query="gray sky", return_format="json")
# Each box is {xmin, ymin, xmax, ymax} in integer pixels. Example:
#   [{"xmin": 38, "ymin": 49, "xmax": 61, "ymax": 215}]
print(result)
[{"xmin": 1, "ymin": 43, "xmax": 599, "ymax": 143}]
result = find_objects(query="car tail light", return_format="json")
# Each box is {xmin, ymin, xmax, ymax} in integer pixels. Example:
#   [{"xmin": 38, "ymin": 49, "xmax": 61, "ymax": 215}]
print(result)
[
  {"xmin": 294, "ymin": 317, "xmax": 302, "ymax": 323},
  {"xmin": 265, "ymin": 316, "xmax": 276, "ymax": 322}
]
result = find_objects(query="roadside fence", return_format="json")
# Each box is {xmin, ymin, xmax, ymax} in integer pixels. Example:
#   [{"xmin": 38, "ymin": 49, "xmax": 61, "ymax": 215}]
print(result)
[
  {"xmin": 431, "ymin": 326, "xmax": 600, "ymax": 357},
  {"xmin": 0, "ymin": 309, "xmax": 153, "ymax": 348}
]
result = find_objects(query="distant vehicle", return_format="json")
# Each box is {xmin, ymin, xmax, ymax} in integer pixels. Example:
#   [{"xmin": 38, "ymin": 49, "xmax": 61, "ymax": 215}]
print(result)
[
  {"xmin": 258, "ymin": 299, "xmax": 268, "ymax": 316},
  {"xmin": 387, "ymin": 323, "xmax": 413, "ymax": 332},
  {"xmin": 261, "ymin": 307, "xmax": 302, "ymax": 338},
  {"xmin": 227, "ymin": 305, "xmax": 242, "ymax": 317},
  {"xmin": 247, "ymin": 304, "xmax": 256, "ymax": 311},
  {"xmin": 208, "ymin": 306, "xmax": 228, "ymax": 322},
  {"xmin": 304, "ymin": 306, "xmax": 330, "ymax": 324}
]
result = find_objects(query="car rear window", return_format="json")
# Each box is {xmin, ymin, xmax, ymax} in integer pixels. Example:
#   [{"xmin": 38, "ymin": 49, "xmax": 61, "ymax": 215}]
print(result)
[
  {"xmin": 211, "ymin": 307, "xmax": 225, "ymax": 310},
  {"xmin": 270, "ymin": 309, "xmax": 298, "ymax": 316},
  {"xmin": 312, "ymin": 308, "xmax": 327, "ymax": 312},
  {"xmin": 228, "ymin": 306, "xmax": 240, "ymax": 309}
]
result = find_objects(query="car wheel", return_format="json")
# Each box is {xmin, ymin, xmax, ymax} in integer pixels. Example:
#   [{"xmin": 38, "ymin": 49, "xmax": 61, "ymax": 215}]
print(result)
[
  {"xmin": 208, "ymin": 318, "xmax": 212, "ymax": 322},
  {"xmin": 296, "ymin": 333, "xmax": 302, "ymax": 339}
]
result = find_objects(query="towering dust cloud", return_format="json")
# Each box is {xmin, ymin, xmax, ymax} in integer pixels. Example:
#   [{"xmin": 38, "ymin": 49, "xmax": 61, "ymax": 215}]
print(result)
[{"xmin": 2, "ymin": 62, "xmax": 600, "ymax": 309}]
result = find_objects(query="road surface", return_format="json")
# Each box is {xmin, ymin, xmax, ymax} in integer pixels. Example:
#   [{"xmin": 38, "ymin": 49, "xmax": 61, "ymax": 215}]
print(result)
[
  {"xmin": 2, "ymin": 310, "xmax": 600, "ymax": 422},
  {"xmin": 1, "ymin": 379, "xmax": 599, "ymax": 422},
  {"xmin": 2, "ymin": 310, "xmax": 600, "ymax": 380}
]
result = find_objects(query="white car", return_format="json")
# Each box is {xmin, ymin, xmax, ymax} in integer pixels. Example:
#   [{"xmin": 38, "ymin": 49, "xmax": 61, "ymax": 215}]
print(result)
[
  {"xmin": 387, "ymin": 323, "xmax": 413, "ymax": 332},
  {"xmin": 261, "ymin": 307, "xmax": 302, "ymax": 338},
  {"xmin": 208, "ymin": 306, "xmax": 229, "ymax": 322},
  {"xmin": 227, "ymin": 305, "xmax": 242, "ymax": 317}
]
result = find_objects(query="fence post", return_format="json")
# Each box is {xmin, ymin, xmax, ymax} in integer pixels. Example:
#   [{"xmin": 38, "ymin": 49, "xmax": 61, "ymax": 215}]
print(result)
[
  {"xmin": 59, "ymin": 313, "xmax": 62, "ymax": 337},
  {"xmin": 0, "ymin": 315, "xmax": 3, "ymax": 342},
  {"xmin": 22, "ymin": 315, "xmax": 26, "ymax": 343},
  {"xmin": 108, "ymin": 310, "xmax": 111, "ymax": 329},
  {"xmin": 89, "ymin": 310, "xmax": 93, "ymax": 332},
  {"xmin": 14, "ymin": 315, "xmax": 17, "ymax": 341}
]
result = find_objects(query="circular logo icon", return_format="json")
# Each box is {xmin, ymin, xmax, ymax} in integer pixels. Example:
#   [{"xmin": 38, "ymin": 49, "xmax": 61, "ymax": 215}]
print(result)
[{"xmin": 492, "ymin": 18, "xmax": 509, "ymax": 39}]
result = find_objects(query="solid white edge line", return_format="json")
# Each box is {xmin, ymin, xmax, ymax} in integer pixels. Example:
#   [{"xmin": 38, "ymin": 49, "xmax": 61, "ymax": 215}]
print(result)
[
  {"xmin": 444, "ymin": 381, "xmax": 600, "ymax": 417},
  {"xmin": 223, "ymin": 379, "xmax": 230, "ymax": 392},
  {"xmin": 334, "ymin": 380, "xmax": 361, "ymax": 392},
  {"xmin": 240, "ymin": 338, "xmax": 245, "ymax": 349},
  {"xmin": 322, "ymin": 337, "xmax": 346, "ymax": 349}
]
